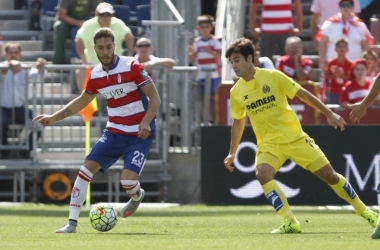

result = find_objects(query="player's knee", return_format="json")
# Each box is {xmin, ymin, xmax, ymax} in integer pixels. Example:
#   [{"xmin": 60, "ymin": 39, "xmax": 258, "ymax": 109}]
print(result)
[{"xmin": 255, "ymin": 165, "xmax": 275, "ymax": 185}]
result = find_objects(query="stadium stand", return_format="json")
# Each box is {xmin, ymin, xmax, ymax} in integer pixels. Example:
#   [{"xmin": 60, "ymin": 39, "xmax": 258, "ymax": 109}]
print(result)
[
  {"xmin": 136, "ymin": 4, "xmax": 151, "ymax": 27},
  {"xmin": 113, "ymin": 5, "xmax": 131, "ymax": 26}
]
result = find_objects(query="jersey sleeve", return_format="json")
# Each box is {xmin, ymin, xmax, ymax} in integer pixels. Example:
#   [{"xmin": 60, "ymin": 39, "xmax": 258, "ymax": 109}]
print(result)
[
  {"xmin": 85, "ymin": 77, "xmax": 99, "ymax": 94},
  {"xmin": 230, "ymin": 90, "xmax": 246, "ymax": 120},
  {"xmin": 131, "ymin": 60, "xmax": 153, "ymax": 87},
  {"xmin": 275, "ymin": 70, "xmax": 301, "ymax": 99}
]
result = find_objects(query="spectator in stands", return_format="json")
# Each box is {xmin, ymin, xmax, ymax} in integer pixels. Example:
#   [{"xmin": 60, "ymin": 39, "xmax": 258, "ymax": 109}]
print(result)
[
  {"xmin": 249, "ymin": 0, "xmax": 303, "ymax": 61},
  {"xmin": 340, "ymin": 59, "xmax": 372, "ymax": 108},
  {"xmin": 276, "ymin": 37, "xmax": 313, "ymax": 83},
  {"xmin": 188, "ymin": 15, "xmax": 221, "ymax": 124},
  {"xmin": 317, "ymin": 0, "xmax": 373, "ymax": 68},
  {"xmin": 359, "ymin": 0, "xmax": 380, "ymax": 30},
  {"xmin": 0, "ymin": 42, "xmax": 46, "ymax": 159},
  {"xmin": 52, "ymin": 0, "xmax": 101, "ymax": 64},
  {"xmin": 311, "ymin": 0, "xmax": 360, "ymax": 51},
  {"xmin": 75, "ymin": 2, "xmax": 135, "ymax": 89},
  {"xmin": 326, "ymin": 38, "xmax": 353, "ymax": 104},
  {"xmin": 134, "ymin": 38, "xmax": 177, "ymax": 80},
  {"xmin": 363, "ymin": 50, "xmax": 379, "ymax": 82},
  {"xmin": 316, "ymin": 0, "xmax": 373, "ymax": 103}
]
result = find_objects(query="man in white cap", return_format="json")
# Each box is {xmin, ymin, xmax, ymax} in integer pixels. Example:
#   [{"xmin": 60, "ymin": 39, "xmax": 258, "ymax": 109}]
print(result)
[{"xmin": 75, "ymin": 2, "xmax": 135, "ymax": 89}]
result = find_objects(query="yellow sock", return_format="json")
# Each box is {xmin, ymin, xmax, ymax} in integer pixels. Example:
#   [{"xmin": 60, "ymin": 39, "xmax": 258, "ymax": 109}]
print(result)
[
  {"xmin": 329, "ymin": 173, "xmax": 366, "ymax": 214},
  {"xmin": 262, "ymin": 180, "xmax": 299, "ymax": 224}
]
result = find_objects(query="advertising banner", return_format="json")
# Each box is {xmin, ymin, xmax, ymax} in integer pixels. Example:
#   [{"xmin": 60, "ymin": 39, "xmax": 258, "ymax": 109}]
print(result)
[{"xmin": 201, "ymin": 126, "xmax": 380, "ymax": 205}]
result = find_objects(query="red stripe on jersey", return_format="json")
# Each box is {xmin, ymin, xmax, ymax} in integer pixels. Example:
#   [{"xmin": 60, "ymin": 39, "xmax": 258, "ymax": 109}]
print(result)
[
  {"xmin": 109, "ymin": 112, "xmax": 146, "ymax": 126},
  {"xmin": 262, "ymin": 5, "xmax": 291, "ymax": 11},
  {"xmin": 88, "ymin": 71, "xmax": 137, "ymax": 91},
  {"xmin": 107, "ymin": 89, "xmax": 141, "ymax": 108},
  {"xmin": 107, "ymin": 127, "xmax": 140, "ymax": 136},
  {"xmin": 261, "ymin": 17, "xmax": 293, "ymax": 24},
  {"xmin": 262, "ymin": 29, "xmax": 293, "ymax": 34},
  {"xmin": 198, "ymin": 58, "xmax": 218, "ymax": 64}
]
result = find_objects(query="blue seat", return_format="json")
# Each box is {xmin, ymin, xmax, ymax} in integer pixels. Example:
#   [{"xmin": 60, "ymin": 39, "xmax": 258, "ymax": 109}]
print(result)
[
  {"xmin": 136, "ymin": 4, "xmax": 150, "ymax": 27},
  {"xmin": 113, "ymin": 5, "xmax": 131, "ymax": 26},
  {"xmin": 103, "ymin": 0, "xmax": 117, "ymax": 5},
  {"xmin": 71, "ymin": 27, "xmax": 79, "ymax": 58},
  {"xmin": 40, "ymin": 0, "xmax": 58, "ymax": 16},
  {"xmin": 122, "ymin": 0, "xmax": 150, "ymax": 16}
]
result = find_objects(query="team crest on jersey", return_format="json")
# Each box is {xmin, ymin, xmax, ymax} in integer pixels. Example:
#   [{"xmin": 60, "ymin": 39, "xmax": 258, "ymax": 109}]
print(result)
[
  {"xmin": 262, "ymin": 85, "xmax": 270, "ymax": 93},
  {"xmin": 140, "ymin": 69, "xmax": 149, "ymax": 79},
  {"xmin": 117, "ymin": 74, "xmax": 121, "ymax": 83}
]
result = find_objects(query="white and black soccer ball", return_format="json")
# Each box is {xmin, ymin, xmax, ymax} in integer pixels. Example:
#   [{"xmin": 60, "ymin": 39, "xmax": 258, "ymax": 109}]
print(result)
[{"xmin": 89, "ymin": 203, "xmax": 118, "ymax": 232}]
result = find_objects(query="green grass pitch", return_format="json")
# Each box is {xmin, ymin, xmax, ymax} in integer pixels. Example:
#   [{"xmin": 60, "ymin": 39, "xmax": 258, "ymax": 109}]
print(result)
[{"xmin": 0, "ymin": 204, "xmax": 378, "ymax": 250}]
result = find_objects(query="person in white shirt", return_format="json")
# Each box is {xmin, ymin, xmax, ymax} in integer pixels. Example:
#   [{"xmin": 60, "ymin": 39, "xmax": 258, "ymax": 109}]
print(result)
[{"xmin": 0, "ymin": 42, "xmax": 45, "ymax": 159}]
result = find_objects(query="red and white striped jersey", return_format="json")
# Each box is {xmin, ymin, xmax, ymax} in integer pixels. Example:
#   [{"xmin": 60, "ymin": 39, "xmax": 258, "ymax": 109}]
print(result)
[
  {"xmin": 85, "ymin": 55, "xmax": 155, "ymax": 136},
  {"xmin": 193, "ymin": 35, "xmax": 221, "ymax": 79},
  {"xmin": 253, "ymin": 0, "xmax": 299, "ymax": 34}
]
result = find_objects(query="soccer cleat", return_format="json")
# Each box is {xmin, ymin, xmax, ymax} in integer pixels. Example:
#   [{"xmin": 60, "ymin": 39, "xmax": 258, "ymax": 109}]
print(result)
[
  {"xmin": 55, "ymin": 222, "xmax": 77, "ymax": 233},
  {"xmin": 361, "ymin": 209, "xmax": 379, "ymax": 228},
  {"xmin": 271, "ymin": 219, "xmax": 302, "ymax": 234},
  {"xmin": 121, "ymin": 188, "xmax": 145, "ymax": 218},
  {"xmin": 371, "ymin": 224, "xmax": 380, "ymax": 239}
]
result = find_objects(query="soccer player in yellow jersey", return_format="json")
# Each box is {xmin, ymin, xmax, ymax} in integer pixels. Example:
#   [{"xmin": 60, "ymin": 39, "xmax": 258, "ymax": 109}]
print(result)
[
  {"xmin": 223, "ymin": 37, "xmax": 378, "ymax": 234},
  {"xmin": 348, "ymin": 74, "xmax": 380, "ymax": 239}
]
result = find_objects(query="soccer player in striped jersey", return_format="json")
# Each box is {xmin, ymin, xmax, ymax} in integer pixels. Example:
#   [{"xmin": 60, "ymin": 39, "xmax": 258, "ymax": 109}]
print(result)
[
  {"xmin": 224, "ymin": 37, "xmax": 378, "ymax": 234},
  {"xmin": 33, "ymin": 27, "xmax": 161, "ymax": 233}
]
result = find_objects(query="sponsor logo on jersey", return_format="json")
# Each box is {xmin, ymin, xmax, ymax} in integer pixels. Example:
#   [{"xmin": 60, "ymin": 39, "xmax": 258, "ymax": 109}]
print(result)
[
  {"xmin": 102, "ymin": 88, "xmax": 126, "ymax": 99},
  {"xmin": 140, "ymin": 69, "xmax": 149, "ymax": 79},
  {"xmin": 246, "ymin": 95, "xmax": 275, "ymax": 110}
]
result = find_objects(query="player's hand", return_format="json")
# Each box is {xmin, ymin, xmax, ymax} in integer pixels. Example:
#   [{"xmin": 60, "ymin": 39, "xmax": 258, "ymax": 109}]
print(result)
[
  {"xmin": 347, "ymin": 103, "xmax": 366, "ymax": 123},
  {"xmin": 327, "ymin": 112, "xmax": 346, "ymax": 131},
  {"xmin": 32, "ymin": 114, "xmax": 56, "ymax": 126},
  {"xmin": 292, "ymin": 28, "xmax": 302, "ymax": 36},
  {"xmin": 224, "ymin": 154, "xmax": 235, "ymax": 173},
  {"xmin": 138, "ymin": 120, "xmax": 151, "ymax": 139}
]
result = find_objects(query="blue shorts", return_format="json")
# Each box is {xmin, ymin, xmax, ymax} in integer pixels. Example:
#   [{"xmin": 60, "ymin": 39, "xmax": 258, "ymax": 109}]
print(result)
[
  {"xmin": 199, "ymin": 77, "xmax": 221, "ymax": 96},
  {"xmin": 86, "ymin": 130, "xmax": 153, "ymax": 175}
]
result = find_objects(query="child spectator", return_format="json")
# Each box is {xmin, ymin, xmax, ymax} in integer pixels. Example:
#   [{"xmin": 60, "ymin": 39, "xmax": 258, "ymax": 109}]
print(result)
[
  {"xmin": 363, "ymin": 50, "xmax": 379, "ymax": 82},
  {"xmin": 188, "ymin": 15, "xmax": 222, "ymax": 124},
  {"xmin": 326, "ymin": 38, "xmax": 352, "ymax": 104},
  {"xmin": 340, "ymin": 58, "xmax": 371, "ymax": 108}
]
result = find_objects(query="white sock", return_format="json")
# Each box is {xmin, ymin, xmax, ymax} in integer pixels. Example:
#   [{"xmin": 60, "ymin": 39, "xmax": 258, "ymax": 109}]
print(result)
[
  {"xmin": 121, "ymin": 180, "xmax": 141, "ymax": 201},
  {"xmin": 68, "ymin": 166, "xmax": 93, "ymax": 221}
]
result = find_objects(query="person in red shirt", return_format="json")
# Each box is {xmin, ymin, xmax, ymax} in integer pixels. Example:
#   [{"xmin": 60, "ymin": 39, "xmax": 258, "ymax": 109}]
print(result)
[
  {"xmin": 340, "ymin": 58, "xmax": 371, "ymax": 108},
  {"xmin": 326, "ymin": 38, "xmax": 352, "ymax": 104},
  {"xmin": 363, "ymin": 50, "xmax": 379, "ymax": 82},
  {"xmin": 276, "ymin": 36, "xmax": 313, "ymax": 82}
]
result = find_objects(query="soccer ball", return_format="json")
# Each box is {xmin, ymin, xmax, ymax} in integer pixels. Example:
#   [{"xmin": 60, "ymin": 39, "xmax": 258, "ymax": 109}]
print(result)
[{"xmin": 89, "ymin": 203, "xmax": 118, "ymax": 232}]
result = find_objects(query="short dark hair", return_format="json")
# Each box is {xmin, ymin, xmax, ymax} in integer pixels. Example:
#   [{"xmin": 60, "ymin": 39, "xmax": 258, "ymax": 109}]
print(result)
[
  {"xmin": 93, "ymin": 27, "xmax": 115, "ymax": 44},
  {"xmin": 197, "ymin": 15, "xmax": 214, "ymax": 25},
  {"xmin": 225, "ymin": 37, "xmax": 255, "ymax": 63},
  {"xmin": 5, "ymin": 42, "xmax": 21, "ymax": 53},
  {"xmin": 335, "ymin": 38, "xmax": 349, "ymax": 47},
  {"xmin": 339, "ymin": 0, "xmax": 354, "ymax": 5}
]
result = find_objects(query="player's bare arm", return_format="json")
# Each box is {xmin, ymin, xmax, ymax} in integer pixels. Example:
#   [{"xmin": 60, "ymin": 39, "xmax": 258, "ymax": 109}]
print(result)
[
  {"xmin": 295, "ymin": 87, "xmax": 346, "ymax": 131},
  {"xmin": 348, "ymin": 74, "xmax": 380, "ymax": 123},
  {"xmin": 139, "ymin": 82, "xmax": 161, "ymax": 139},
  {"xmin": 224, "ymin": 118, "xmax": 245, "ymax": 172},
  {"xmin": 32, "ymin": 91, "xmax": 96, "ymax": 126}
]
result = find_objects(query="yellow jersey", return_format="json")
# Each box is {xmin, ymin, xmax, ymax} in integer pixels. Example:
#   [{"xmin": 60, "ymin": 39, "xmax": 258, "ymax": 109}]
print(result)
[{"xmin": 230, "ymin": 68, "xmax": 305, "ymax": 145}]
